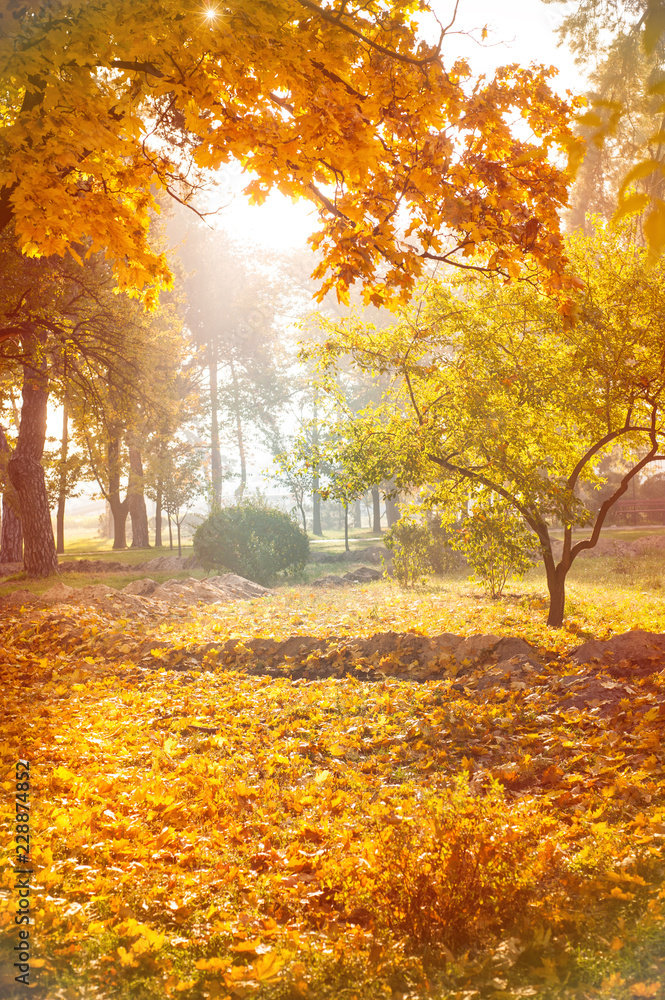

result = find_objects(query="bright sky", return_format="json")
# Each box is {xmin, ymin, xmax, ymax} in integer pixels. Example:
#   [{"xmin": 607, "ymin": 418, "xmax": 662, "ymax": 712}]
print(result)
[{"xmin": 211, "ymin": 0, "xmax": 585, "ymax": 253}]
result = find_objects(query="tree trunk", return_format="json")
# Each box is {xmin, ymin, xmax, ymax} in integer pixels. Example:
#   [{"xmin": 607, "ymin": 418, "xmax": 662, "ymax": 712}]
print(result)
[
  {"xmin": 312, "ymin": 399, "xmax": 322, "ymax": 536},
  {"xmin": 107, "ymin": 427, "xmax": 129, "ymax": 549},
  {"xmin": 209, "ymin": 343, "xmax": 222, "ymax": 509},
  {"xmin": 354, "ymin": 497, "xmax": 362, "ymax": 528},
  {"xmin": 386, "ymin": 492, "xmax": 400, "ymax": 527},
  {"xmin": 168, "ymin": 513, "xmax": 173, "ymax": 550},
  {"xmin": 0, "ymin": 425, "xmax": 23, "ymax": 563},
  {"xmin": 344, "ymin": 504, "xmax": 349, "ymax": 551},
  {"xmin": 546, "ymin": 567, "xmax": 567, "ymax": 628},
  {"xmin": 8, "ymin": 352, "xmax": 59, "ymax": 576},
  {"xmin": 176, "ymin": 518, "xmax": 182, "ymax": 557},
  {"xmin": 372, "ymin": 487, "xmax": 382, "ymax": 535},
  {"xmin": 155, "ymin": 481, "xmax": 163, "ymax": 547},
  {"xmin": 56, "ymin": 398, "xmax": 68, "ymax": 554},
  {"xmin": 1, "ymin": 496, "xmax": 22, "ymax": 562},
  {"xmin": 128, "ymin": 443, "xmax": 150, "ymax": 547},
  {"xmin": 298, "ymin": 503, "xmax": 307, "ymax": 533},
  {"xmin": 230, "ymin": 358, "xmax": 247, "ymax": 503}
]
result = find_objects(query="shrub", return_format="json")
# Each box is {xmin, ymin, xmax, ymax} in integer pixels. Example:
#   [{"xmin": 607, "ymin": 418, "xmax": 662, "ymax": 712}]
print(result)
[
  {"xmin": 325, "ymin": 777, "xmax": 558, "ymax": 950},
  {"xmin": 383, "ymin": 519, "xmax": 432, "ymax": 586},
  {"xmin": 193, "ymin": 500, "xmax": 309, "ymax": 586},
  {"xmin": 451, "ymin": 503, "xmax": 536, "ymax": 597},
  {"xmin": 424, "ymin": 511, "xmax": 465, "ymax": 573},
  {"xmin": 384, "ymin": 515, "xmax": 463, "ymax": 585}
]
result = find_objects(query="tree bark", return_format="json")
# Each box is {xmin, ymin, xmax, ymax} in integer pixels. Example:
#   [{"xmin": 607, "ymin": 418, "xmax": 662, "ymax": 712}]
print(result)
[
  {"xmin": 385, "ymin": 491, "xmax": 400, "ymax": 527},
  {"xmin": 56, "ymin": 398, "xmax": 68, "ymax": 554},
  {"xmin": 168, "ymin": 513, "xmax": 173, "ymax": 550},
  {"xmin": 155, "ymin": 481, "xmax": 163, "ymax": 547},
  {"xmin": 176, "ymin": 517, "xmax": 182, "ymax": 557},
  {"xmin": 209, "ymin": 343, "xmax": 222, "ymax": 509},
  {"xmin": 1, "ymin": 496, "xmax": 22, "ymax": 563},
  {"xmin": 230, "ymin": 357, "xmax": 246, "ymax": 502},
  {"xmin": 354, "ymin": 497, "xmax": 362, "ymax": 528},
  {"xmin": 312, "ymin": 399, "xmax": 322, "ymax": 536},
  {"xmin": 128, "ymin": 443, "xmax": 150, "ymax": 547},
  {"xmin": 107, "ymin": 427, "xmax": 129, "ymax": 549},
  {"xmin": 372, "ymin": 487, "xmax": 382, "ymax": 535},
  {"xmin": 0, "ymin": 425, "xmax": 22, "ymax": 563},
  {"xmin": 8, "ymin": 351, "xmax": 59, "ymax": 576},
  {"xmin": 545, "ymin": 564, "xmax": 567, "ymax": 628},
  {"xmin": 344, "ymin": 503, "xmax": 349, "ymax": 551}
]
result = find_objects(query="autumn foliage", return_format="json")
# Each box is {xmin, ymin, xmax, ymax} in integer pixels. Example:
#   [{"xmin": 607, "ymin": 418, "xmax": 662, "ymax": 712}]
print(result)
[
  {"xmin": 0, "ymin": 0, "xmax": 583, "ymax": 306},
  {"xmin": 1, "ymin": 583, "xmax": 664, "ymax": 999}
]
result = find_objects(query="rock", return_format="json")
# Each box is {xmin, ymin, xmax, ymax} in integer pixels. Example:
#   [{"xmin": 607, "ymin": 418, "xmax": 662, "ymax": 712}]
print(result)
[
  {"xmin": 343, "ymin": 566, "xmax": 383, "ymax": 583},
  {"xmin": 454, "ymin": 633, "xmax": 501, "ymax": 665},
  {"xmin": 571, "ymin": 629, "xmax": 665, "ymax": 667},
  {"xmin": 123, "ymin": 578, "xmax": 159, "ymax": 596},
  {"xmin": 42, "ymin": 582, "xmax": 77, "ymax": 604}
]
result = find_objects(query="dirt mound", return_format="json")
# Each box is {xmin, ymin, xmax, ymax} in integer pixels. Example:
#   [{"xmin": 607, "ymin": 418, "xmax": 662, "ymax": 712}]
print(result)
[
  {"xmin": 0, "ymin": 572, "xmax": 268, "ymax": 612},
  {"xmin": 50, "ymin": 554, "xmax": 199, "ymax": 576},
  {"xmin": 311, "ymin": 565, "xmax": 384, "ymax": 587},
  {"xmin": 571, "ymin": 629, "xmax": 665, "ymax": 668},
  {"xmin": 57, "ymin": 558, "xmax": 129, "ymax": 573},
  {"xmin": 137, "ymin": 630, "xmax": 543, "ymax": 683}
]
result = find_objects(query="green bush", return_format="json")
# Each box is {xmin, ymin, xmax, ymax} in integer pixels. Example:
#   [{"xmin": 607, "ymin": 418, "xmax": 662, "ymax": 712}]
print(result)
[
  {"xmin": 425, "ymin": 511, "xmax": 465, "ymax": 573},
  {"xmin": 451, "ymin": 503, "xmax": 536, "ymax": 597},
  {"xmin": 383, "ymin": 519, "xmax": 432, "ymax": 586},
  {"xmin": 193, "ymin": 500, "xmax": 309, "ymax": 586}
]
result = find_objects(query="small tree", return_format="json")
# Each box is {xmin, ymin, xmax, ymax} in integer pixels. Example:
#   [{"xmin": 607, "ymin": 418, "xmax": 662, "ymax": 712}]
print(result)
[
  {"xmin": 160, "ymin": 445, "xmax": 206, "ymax": 557},
  {"xmin": 310, "ymin": 224, "xmax": 665, "ymax": 626}
]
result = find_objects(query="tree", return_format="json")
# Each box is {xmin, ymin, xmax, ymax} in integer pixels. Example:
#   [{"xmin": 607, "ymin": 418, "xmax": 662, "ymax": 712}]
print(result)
[
  {"xmin": 179, "ymin": 226, "xmax": 290, "ymax": 506},
  {"xmin": 311, "ymin": 224, "xmax": 665, "ymax": 626},
  {"xmin": 0, "ymin": 1, "xmax": 582, "ymax": 310},
  {"xmin": 160, "ymin": 443, "xmax": 205, "ymax": 557},
  {"xmin": 548, "ymin": 0, "xmax": 665, "ymax": 250}
]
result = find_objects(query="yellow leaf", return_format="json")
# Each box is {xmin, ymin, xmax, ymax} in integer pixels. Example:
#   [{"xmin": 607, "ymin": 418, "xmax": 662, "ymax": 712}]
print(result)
[{"xmin": 253, "ymin": 951, "xmax": 285, "ymax": 982}]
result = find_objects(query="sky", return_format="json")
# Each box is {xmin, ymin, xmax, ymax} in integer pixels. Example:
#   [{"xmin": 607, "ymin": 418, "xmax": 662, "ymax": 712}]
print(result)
[{"xmin": 210, "ymin": 0, "xmax": 585, "ymax": 254}]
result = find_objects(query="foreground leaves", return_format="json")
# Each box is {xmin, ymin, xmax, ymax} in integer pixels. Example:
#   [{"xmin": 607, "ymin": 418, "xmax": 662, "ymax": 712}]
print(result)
[{"xmin": 0, "ymin": 586, "xmax": 664, "ymax": 999}]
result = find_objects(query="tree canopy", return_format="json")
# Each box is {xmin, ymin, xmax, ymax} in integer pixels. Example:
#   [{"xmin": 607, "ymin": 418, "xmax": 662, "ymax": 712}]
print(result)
[
  {"xmin": 310, "ymin": 223, "xmax": 665, "ymax": 625},
  {"xmin": 0, "ymin": 0, "xmax": 582, "ymax": 307}
]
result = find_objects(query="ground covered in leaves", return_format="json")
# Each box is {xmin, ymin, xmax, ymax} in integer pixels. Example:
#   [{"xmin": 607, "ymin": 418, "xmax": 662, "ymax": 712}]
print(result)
[{"xmin": 1, "ymin": 578, "xmax": 665, "ymax": 1000}]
